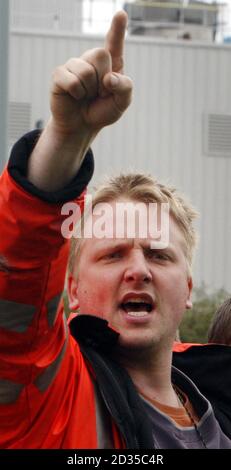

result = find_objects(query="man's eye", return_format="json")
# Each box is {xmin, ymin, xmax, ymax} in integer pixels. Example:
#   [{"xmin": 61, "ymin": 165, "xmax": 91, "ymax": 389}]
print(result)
[
  {"xmin": 104, "ymin": 251, "xmax": 122, "ymax": 260},
  {"xmin": 148, "ymin": 251, "xmax": 170, "ymax": 261}
]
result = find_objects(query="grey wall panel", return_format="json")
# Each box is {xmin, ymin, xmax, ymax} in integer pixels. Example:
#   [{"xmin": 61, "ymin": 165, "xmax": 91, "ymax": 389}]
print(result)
[
  {"xmin": 9, "ymin": 31, "xmax": 231, "ymax": 292},
  {"xmin": 0, "ymin": 0, "xmax": 9, "ymax": 171}
]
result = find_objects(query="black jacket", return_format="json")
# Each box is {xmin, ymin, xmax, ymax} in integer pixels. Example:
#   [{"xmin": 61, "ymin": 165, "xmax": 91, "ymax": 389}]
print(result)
[
  {"xmin": 173, "ymin": 344, "xmax": 231, "ymax": 439},
  {"xmin": 70, "ymin": 315, "xmax": 231, "ymax": 446}
]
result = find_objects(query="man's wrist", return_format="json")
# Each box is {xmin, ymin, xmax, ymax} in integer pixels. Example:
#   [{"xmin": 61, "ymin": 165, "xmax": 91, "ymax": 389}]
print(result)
[
  {"xmin": 27, "ymin": 118, "xmax": 96, "ymax": 191},
  {"xmin": 8, "ymin": 129, "xmax": 94, "ymax": 203}
]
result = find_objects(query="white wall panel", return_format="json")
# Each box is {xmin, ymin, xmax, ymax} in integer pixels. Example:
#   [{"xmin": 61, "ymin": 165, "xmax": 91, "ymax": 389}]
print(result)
[{"xmin": 9, "ymin": 31, "xmax": 231, "ymax": 292}]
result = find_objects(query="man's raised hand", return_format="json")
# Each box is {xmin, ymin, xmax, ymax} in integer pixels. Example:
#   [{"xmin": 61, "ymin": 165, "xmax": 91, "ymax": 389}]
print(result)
[
  {"xmin": 28, "ymin": 11, "xmax": 132, "ymax": 191},
  {"xmin": 50, "ymin": 11, "xmax": 133, "ymax": 135}
]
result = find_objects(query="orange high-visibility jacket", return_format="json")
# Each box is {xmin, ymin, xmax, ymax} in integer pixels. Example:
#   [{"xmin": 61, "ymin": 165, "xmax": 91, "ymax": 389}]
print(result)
[
  {"xmin": 2, "ymin": 133, "xmax": 230, "ymax": 448},
  {"xmin": 0, "ymin": 131, "xmax": 123, "ymax": 449}
]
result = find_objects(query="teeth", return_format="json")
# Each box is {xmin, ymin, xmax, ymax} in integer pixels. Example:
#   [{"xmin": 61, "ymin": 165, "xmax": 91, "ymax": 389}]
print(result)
[
  {"xmin": 125, "ymin": 297, "xmax": 150, "ymax": 303},
  {"xmin": 127, "ymin": 311, "xmax": 149, "ymax": 317}
]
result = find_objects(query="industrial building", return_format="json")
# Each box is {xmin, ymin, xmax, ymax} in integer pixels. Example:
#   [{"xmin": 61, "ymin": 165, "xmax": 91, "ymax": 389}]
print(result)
[{"xmin": 1, "ymin": 0, "xmax": 231, "ymax": 292}]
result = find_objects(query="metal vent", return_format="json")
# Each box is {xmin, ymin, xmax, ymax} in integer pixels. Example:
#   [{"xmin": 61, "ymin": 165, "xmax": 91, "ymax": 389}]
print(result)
[
  {"xmin": 9, "ymin": 102, "xmax": 31, "ymax": 143},
  {"xmin": 203, "ymin": 113, "xmax": 231, "ymax": 157}
]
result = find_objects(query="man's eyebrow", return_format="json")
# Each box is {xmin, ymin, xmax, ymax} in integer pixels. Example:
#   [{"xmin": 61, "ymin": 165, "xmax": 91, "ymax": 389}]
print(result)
[
  {"xmin": 95, "ymin": 240, "xmax": 132, "ymax": 251},
  {"xmin": 142, "ymin": 243, "xmax": 176, "ymax": 254},
  {"xmin": 143, "ymin": 244, "xmax": 172, "ymax": 250}
]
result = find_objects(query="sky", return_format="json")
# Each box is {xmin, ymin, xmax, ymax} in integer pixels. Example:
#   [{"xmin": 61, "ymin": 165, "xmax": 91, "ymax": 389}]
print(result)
[
  {"xmin": 82, "ymin": 0, "xmax": 231, "ymax": 38},
  {"xmin": 83, "ymin": 0, "xmax": 124, "ymax": 34}
]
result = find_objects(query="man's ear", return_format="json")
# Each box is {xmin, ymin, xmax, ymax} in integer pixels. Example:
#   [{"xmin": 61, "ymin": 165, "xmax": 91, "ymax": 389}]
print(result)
[
  {"xmin": 67, "ymin": 274, "xmax": 79, "ymax": 312},
  {"xmin": 185, "ymin": 276, "xmax": 193, "ymax": 309}
]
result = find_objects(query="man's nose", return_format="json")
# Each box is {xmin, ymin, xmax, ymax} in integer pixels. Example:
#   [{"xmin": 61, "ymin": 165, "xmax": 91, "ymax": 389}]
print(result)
[{"xmin": 123, "ymin": 252, "xmax": 152, "ymax": 283}]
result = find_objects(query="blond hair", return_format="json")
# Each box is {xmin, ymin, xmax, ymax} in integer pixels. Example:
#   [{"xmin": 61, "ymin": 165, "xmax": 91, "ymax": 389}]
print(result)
[{"xmin": 69, "ymin": 173, "xmax": 198, "ymax": 275}]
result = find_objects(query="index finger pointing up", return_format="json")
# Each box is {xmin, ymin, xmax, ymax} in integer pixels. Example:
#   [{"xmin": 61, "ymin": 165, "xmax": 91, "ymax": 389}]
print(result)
[{"xmin": 105, "ymin": 10, "xmax": 128, "ymax": 74}]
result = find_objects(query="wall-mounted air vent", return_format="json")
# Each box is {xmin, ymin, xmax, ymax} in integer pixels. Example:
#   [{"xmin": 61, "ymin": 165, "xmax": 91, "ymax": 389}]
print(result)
[
  {"xmin": 9, "ymin": 102, "xmax": 31, "ymax": 143},
  {"xmin": 203, "ymin": 113, "xmax": 231, "ymax": 158}
]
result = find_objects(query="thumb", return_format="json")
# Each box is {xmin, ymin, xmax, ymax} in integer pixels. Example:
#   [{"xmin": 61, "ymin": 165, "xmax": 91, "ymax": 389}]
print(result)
[{"xmin": 103, "ymin": 72, "xmax": 133, "ymax": 112}]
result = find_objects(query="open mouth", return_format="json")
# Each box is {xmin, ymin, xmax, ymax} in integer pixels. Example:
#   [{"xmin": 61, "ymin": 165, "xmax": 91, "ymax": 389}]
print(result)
[
  {"xmin": 121, "ymin": 302, "xmax": 152, "ymax": 316},
  {"xmin": 119, "ymin": 295, "xmax": 154, "ymax": 318}
]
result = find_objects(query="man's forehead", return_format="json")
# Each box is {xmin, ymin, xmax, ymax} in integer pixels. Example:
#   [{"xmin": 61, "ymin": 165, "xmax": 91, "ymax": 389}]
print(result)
[
  {"xmin": 82, "ymin": 198, "xmax": 170, "ymax": 241},
  {"xmin": 85, "ymin": 237, "xmax": 156, "ymax": 250},
  {"xmin": 77, "ymin": 212, "xmax": 185, "ymax": 257}
]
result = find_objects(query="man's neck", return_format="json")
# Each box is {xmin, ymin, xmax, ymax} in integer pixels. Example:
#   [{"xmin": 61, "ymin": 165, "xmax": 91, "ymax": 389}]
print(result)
[{"xmin": 117, "ymin": 346, "xmax": 179, "ymax": 408}]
